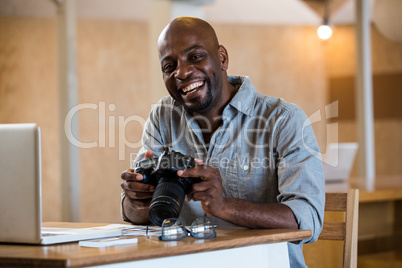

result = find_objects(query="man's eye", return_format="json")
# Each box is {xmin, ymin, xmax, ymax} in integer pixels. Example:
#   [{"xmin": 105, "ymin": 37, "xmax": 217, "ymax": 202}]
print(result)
[
  {"xmin": 163, "ymin": 64, "xmax": 174, "ymax": 73},
  {"xmin": 191, "ymin": 54, "xmax": 203, "ymax": 61}
]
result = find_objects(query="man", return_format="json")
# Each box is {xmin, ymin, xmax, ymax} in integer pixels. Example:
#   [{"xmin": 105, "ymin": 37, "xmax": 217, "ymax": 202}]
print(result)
[{"xmin": 121, "ymin": 17, "xmax": 324, "ymax": 267}]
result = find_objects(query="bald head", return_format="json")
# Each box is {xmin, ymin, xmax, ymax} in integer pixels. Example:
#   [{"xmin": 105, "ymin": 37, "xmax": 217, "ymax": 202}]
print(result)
[{"xmin": 157, "ymin": 17, "xmax": 219, "ymax": 56}]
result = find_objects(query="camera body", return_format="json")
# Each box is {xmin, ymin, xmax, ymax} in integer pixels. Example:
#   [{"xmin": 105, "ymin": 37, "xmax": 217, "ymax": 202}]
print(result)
[{"xmin": 134, "ymin": 149, "xmax": 202, "ymax": 226}]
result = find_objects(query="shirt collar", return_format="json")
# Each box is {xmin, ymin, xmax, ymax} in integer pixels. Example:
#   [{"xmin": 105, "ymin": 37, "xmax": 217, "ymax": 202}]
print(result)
[{"xmin": 227, "ymin": 76, "xmax": 257, "ymax": 116}]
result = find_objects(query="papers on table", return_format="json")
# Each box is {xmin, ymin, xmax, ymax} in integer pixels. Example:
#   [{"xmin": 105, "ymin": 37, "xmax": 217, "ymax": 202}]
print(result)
[
  {"xmin": 77, "ymin": 224, "xmax": 161, "ymax": 248},
  {"xmin": 96, "ymin": 224, "xmax": 161, "ymax": 236},
  {"xmin": 79, "ymin": 236, "xmax": 138, "ymax": 247}
]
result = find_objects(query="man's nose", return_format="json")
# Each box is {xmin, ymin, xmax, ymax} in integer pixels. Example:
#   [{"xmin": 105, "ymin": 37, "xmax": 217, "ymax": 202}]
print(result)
[{"xmin": 174, "ymin": 62, "xmax": 193, "ymax": 80}]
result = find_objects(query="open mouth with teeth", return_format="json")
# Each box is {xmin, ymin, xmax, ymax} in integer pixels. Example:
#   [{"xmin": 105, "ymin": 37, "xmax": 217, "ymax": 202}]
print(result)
[{"xmin": 181, "ymin": 81, "xmax": 205, "ymax": 95}]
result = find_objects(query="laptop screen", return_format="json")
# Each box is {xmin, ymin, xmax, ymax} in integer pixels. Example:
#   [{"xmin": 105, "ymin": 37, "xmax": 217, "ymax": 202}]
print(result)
[
  {"xmin": 0, "ymin": 123, "xmax": 42, "ymax": 243},
  {"xmin": 323, "ymin": 143, "xmax": 358, "ymax": 182}
]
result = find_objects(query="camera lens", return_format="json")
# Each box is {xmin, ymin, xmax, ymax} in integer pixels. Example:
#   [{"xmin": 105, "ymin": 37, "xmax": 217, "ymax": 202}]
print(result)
[{"xmin": 149, "ymin": 177, "xmax": 186, "ymax": 226}]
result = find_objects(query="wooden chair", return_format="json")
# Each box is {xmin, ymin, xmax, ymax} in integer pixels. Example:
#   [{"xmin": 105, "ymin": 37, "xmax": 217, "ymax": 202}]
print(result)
[{"xmin": 319, "ymin": 189, "xmax": 360, "ymax": 268}]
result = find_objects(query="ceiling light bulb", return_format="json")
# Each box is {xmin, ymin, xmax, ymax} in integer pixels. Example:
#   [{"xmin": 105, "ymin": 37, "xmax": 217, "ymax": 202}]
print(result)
[{"xmin": 317, "ymin": 25, "xmax": 333, "ymax": 40}]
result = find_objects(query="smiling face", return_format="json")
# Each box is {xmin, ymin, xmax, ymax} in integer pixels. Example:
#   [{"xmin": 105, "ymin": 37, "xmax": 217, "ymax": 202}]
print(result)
[{"xmin": 157, "ymin": 17, "xmax": 229, "ymax": 115}]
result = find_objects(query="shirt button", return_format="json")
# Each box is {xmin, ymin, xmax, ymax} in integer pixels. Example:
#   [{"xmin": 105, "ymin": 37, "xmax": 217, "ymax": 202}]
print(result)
[{"xmin": 243, "ymin": 165, "xmax": 249, "ymax": 171}]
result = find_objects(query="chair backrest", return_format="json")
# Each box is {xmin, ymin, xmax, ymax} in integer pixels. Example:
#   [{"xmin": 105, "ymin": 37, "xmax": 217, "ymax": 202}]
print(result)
[{"xmin": 319, "ymin": 189, "xmax": 359, "ymax": 268}]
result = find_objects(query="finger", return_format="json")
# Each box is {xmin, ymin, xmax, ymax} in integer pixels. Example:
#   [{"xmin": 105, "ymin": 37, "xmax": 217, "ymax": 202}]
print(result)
[
  {"xmin": 194, "ymin": 158, "xmax": 205, "ymax": 165},
  {"xmin": 178, "ymin": 165, "xmax": 220, "ymax": 182},
  {"xmin": 121, "ymin": 169, "xmax": 144, "ymax": 181},
  {"xmin": 121, "ymin": 181, "xmax": 154, "ymax": 199},
  {"xmin": 125, "ymin": 197, "xmax": 152, "ymax": 209},
  {"xmin": 191, "ymin": 190, "xmax": 213, "ymax": 202},
  {"xmin": 124, "ymin": 189, "xmax": 154, "ymax": 200},
  {"xmin": 190, "ymin": 180, "xmax": 211, "ymax": 192},
  {"xmin": 122, "ymin": 180, "xmax": 154, "ymax": 192},
  {"xmin": 144, "ymin": 150, "xmax": 153, "ymax": 159},
  {"xmin": 177, "ymin": 165, "xmax": 207, "ymax": 178},
  {"xmin": 185, "ymin": 181, "xmax": 210, "ymax": 201}
]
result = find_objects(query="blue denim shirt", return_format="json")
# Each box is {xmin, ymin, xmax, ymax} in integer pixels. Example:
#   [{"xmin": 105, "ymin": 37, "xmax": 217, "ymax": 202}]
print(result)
[{"xmin": 127, "ymin": 76, "xmax": 325, "ymax": 267}]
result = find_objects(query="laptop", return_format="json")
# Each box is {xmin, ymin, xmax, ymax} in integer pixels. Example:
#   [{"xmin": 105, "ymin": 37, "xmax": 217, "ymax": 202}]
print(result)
[
  {"xmin": 0, "ymin": 123, "xmax": 122, "ymax": 245},
  {"xmin": 323, "ymin": 143, "xmax": 359, "ymax": 182}
]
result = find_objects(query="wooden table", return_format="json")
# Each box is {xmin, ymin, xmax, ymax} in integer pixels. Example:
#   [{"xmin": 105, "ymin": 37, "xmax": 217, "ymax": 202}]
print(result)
[
  {"xmin": 325, "ymin": 175, "xmax": 402, "ymax": 201},
  {"xmin": 0, "ymin": 222, "xmax": 312, "ymax": 267}
]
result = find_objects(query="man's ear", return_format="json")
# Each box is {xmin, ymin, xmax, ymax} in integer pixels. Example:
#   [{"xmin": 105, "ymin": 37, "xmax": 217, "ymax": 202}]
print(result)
[{"xmin": 218, "ymin": 45, "xmax": 229, "ymax": 71}]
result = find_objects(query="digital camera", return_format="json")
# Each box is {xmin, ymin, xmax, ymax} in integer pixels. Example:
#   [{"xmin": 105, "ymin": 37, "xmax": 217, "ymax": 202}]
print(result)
[{"xmin": 134, "ymin": 149, "xmax": 202, "ymax": 226}]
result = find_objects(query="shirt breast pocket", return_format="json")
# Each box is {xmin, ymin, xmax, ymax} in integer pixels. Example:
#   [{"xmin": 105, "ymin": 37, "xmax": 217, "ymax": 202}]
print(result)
[{"xmin": 219, "ymin": 158, "xmax": 268, "ymax": 202}]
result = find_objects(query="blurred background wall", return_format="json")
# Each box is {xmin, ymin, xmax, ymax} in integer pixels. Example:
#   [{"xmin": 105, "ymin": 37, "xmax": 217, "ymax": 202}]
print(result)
[{"xmin": 0, "ymin": 0, "xmax": 401, "ymax": 223}]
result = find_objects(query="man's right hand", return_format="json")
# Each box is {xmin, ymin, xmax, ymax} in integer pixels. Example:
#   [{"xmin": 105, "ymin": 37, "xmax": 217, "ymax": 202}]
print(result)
[{"xmin": 120, "ymin": 150, "xmax": 155, "ymax": 224}]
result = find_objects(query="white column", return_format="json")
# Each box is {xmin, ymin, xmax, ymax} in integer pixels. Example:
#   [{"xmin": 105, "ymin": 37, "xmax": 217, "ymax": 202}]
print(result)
[
  {"xmin": 54, "ymin": 0, "xmax": 81, "ymax": 222},
  {"xmin": 355, "ymin": 0, "xmax": 375, "ymax": 183},
  {"xmin": 149, "ymin": 0, "xmax": 172, "ymax": 104},
  {"xmin": 171, "ymin": 1, "xmax": 205, "ymax": 20}
]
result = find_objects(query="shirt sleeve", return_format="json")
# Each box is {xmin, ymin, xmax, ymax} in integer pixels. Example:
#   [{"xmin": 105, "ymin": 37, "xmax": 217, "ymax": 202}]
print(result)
[{"xmin": 274, "ymin": 105, "xmax": 325, "ymax": 244}]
